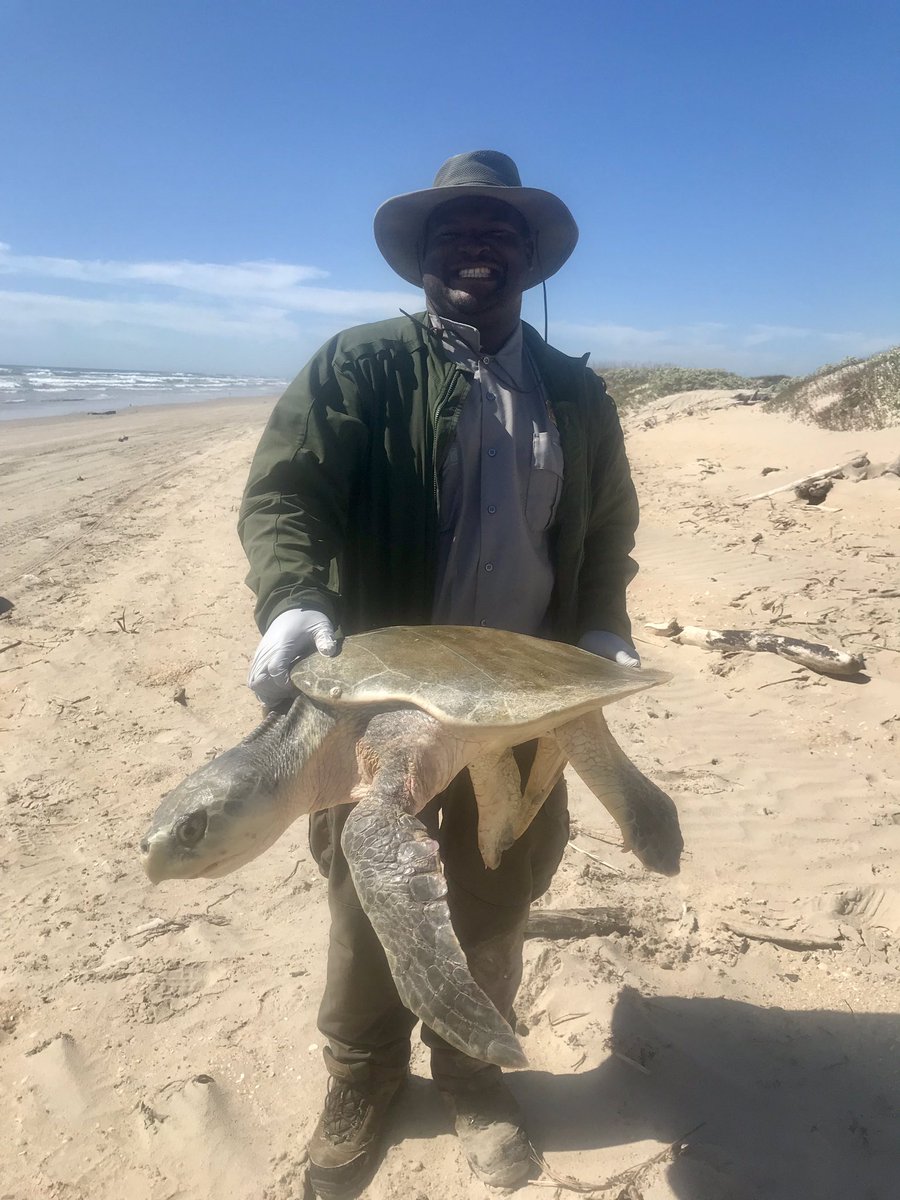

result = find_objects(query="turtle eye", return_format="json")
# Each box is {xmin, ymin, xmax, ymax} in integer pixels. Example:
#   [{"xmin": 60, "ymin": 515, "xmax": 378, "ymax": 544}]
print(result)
[{"xmin": 175, "ymin": 810, "xmax": 208, "ymax": 847}]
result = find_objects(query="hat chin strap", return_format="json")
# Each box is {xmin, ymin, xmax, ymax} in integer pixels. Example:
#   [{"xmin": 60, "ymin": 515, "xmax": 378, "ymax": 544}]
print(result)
[{"xmin": 534, "ymin": 232, "xmax": 548, "ymax": 342}]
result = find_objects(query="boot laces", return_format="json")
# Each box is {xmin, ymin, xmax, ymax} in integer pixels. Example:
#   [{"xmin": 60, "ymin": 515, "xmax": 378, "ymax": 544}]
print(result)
[{"xmin": 322, "ymin": 1078, "xmax": 372, "ymax": 1144}]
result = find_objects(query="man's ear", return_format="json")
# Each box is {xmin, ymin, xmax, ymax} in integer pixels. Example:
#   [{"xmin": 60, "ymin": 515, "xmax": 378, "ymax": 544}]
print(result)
[{"xmin": 525, "ymin": 237, "xmax": 535, "ymax": 269}]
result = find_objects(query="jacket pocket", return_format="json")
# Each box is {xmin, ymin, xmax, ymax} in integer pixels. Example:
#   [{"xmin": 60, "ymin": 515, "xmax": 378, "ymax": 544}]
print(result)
[{"xmin": 525, "ymin": 430, "xmax": 564, "ymax": 531}]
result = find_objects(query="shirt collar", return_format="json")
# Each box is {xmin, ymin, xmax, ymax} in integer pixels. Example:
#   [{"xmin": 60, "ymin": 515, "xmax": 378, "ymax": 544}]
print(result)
[{"xmin": 427, "ymin": 309, "xmax": 524, "ymax": 368}]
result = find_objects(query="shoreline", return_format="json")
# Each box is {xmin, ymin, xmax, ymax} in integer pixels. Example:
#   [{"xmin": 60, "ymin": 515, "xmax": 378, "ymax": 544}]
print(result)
[
  {"xmin": 1, "ymin": 394, "xmax": 274, "ymax": 589},
  {"xmin": 0, "ymin": 388, "xmax": 283, "ymax": 426}
]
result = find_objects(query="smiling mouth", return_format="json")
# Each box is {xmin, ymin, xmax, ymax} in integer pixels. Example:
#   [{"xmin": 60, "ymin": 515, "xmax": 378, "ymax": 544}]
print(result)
[{"xmin": 456, "ymin": 266, "xmax": 496, "ymax": 279}]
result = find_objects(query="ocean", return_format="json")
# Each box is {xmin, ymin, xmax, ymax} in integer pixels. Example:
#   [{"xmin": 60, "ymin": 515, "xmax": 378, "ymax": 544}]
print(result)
[{"xmin": 0, "ymin": 363, "xmax": 288, "ymax": 421}]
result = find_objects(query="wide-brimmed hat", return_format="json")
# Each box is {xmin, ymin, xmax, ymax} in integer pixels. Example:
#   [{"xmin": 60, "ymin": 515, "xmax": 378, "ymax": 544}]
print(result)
[{"xmin": 374, "ymin": 150, "xmax": 579, "ymax": 290}]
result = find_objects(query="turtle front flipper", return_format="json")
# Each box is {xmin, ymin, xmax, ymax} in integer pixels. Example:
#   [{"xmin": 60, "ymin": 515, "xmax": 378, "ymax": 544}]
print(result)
[
  {"xmin": 555, "ymin": 709, "xmax": 683, "ymax": 876},
  {"xmin": 341, "ymin": 788, "xmax": 527, "ymax": 1069}
]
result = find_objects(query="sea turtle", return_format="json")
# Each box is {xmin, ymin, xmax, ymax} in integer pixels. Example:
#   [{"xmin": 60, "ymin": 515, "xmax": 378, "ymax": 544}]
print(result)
[{"xmin": 140, "ymin": 625, "xmax": 683, "ymax": 1068}]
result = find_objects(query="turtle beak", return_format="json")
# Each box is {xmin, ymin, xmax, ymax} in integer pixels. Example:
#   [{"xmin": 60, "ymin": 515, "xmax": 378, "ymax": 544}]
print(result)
[
  {"xmin": 141, "ymin": 837, "xmax": 166, "ymax": 884},
  {"xmin": 140, "ymin": 830, "xmax": 185, "ymax": 884}
]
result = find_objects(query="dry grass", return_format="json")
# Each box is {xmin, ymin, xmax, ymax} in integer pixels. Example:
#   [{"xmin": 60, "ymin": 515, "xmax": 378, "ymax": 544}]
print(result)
[
  {"xmin": 597, "ymin": 345, "xmax": 900, "ymax": 430},
  {"xmin": 765, "ymin": 345, "xmax": 900, "ymax": 430},
  {"xmin": 596, "ymin": 363, "xmax": 786, "ymax": 411}
]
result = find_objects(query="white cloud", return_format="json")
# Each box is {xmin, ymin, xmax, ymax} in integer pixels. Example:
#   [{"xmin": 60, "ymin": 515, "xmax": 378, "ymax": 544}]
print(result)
[
  {"xmin": 0, "ymin": 242, "xmax": 418, "ymax": 317},
  {"xmin": 742, "ymin": 324, "xmax": 888, "ymax": 354},
  {"xmin": 560, "ymin": 320, "xmax": 728, "ymax": 352},
  {"xmin": 0, "ymin": 242, "xmax": 421, "ymax": 370},
  {"xmin": 0, "ymin": 289, "xmax": 300, "ymax": 341},
  {"xmin": 553, "ymin": 317, "xmax": 893, "ymax": 374},
  {"xmin": 0, "ymin": 247, "xmax": 329, "ymax": 295},
  {"xmin": 556, "ymin": 319, "xmax": 742, "ymax": 369},
  {"xmin": 3, "ymin": 240, "xmax": 893, "ymax": 376}
]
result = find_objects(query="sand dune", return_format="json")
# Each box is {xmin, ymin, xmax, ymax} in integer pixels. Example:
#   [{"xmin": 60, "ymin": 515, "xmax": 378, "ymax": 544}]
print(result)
[{"xmin": 1, "ymin": 396, "xmax": 898, "ymax": 1199}]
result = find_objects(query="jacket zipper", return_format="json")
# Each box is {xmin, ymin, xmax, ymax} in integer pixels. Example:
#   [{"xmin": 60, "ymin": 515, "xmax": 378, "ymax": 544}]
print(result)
[{"xmin": 430, "ymin": 365, "xmax": 468, "ymax": 513}]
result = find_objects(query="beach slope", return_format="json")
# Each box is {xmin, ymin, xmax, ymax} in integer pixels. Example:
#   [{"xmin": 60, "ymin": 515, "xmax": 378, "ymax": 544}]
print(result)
[{"xmin": 1, "ymin": 397, "xmax": 899, "ymax": 1200}]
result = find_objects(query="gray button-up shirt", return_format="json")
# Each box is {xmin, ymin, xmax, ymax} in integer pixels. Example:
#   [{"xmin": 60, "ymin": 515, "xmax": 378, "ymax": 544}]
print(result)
[{"xmin": 431, "ymin": 315, "xmax": 564, "ymax": 635}]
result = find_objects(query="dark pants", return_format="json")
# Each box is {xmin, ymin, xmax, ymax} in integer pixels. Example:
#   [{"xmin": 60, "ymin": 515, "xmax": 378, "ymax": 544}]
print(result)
[{"xmin": 308, "ymin": 745, "xmax": 569, "ymax": 1091}]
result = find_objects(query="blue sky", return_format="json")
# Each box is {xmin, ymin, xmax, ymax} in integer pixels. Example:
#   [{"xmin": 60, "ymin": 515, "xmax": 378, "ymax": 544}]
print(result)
[{"xmin": 1, "ymin": 0, "xmax": 898, "ymax": 378}]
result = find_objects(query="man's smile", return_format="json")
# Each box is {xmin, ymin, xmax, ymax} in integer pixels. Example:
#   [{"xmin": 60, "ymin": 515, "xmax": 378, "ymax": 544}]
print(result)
[
  {"xmin": 448, "ymin": 263, "xmax": 504, "ymax": 292},
  {"xmin": 420, "ymin": 195, "xmax": 534, "ymax": 333}
]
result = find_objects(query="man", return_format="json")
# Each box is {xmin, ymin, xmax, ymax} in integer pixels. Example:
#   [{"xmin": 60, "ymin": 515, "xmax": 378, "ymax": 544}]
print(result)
[{"xmin": 238, "ymin": 150, "xmax": 640, "ymax": 1197}]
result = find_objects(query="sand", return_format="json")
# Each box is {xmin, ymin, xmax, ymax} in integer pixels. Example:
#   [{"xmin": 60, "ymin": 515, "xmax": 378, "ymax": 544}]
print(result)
[{"xmin": 1, "ymin": 394, "xmax": 899, "ymax": 1200}]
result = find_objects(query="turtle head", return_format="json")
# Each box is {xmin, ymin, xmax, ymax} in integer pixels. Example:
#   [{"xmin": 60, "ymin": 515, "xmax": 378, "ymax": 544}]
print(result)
[
  {"xmin": 140, "ymin": 704, "xmax": 317, "ymax": 883},
  {"xmin": 140, "ymin": 749, "xmax": 289, "ymax": 882}
]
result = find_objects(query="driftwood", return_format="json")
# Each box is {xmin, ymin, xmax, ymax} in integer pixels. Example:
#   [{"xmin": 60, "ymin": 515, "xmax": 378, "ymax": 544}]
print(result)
[
  {"xmin": 845, "ymin": 455, "xmax": 900, "ymax": 481},
  {"xmin": 722, "ymin": 920, "xmax": 843, "ymax": 952},
  {"xmin": 794, "ymin": 477, "xmax": 833, "ymax": 504},
  {"xmin": 647, "ymin": 620, "xmax": 865, "ymax": 677},
  {"xmin": 525, "ymin": 906, "xmax": 636, "ymax": 940},
  {"xmin": 739, "ymin": 452, "xmax": 868, "ymax": 502}
]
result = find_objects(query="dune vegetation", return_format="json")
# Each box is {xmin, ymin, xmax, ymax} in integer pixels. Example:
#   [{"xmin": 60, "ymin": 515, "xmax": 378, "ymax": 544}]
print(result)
[
  {"xmin": 597, "ymin": 345, "xmax": 900, "ymax": 430},
  {"xmin": 596, "ymin": 363, "xmax": 787, "ymax": 411},
  {"xmin": 764, "ymin": 345, "xmax": 900, "ymax": 430}
]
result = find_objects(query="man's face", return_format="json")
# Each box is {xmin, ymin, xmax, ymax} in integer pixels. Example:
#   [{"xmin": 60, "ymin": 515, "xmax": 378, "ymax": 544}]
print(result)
[{"xmin": 421, "ymin": 197, "xmax": 534, "ymax": 325}]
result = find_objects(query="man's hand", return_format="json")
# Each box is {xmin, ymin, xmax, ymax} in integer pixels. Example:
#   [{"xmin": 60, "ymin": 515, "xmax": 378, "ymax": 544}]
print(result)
[
  {"xmin": 578, "ymin": 630, "xmax": 641, "ymax": 668},
  {"xmin": 248, "ymin": 609, "xmax": 338, "ymax": 705}
]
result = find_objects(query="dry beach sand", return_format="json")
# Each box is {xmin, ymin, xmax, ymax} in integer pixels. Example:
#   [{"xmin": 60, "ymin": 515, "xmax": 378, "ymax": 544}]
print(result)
[{"xmin": 1, "ymin": 393, "xmax": 899, "ymax": 1199}]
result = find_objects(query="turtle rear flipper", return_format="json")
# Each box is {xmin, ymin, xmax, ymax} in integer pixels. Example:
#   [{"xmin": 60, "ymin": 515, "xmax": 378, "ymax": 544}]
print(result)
[
  {"xmin": 470, "ymin": 738, "xmax": 568, "ymax": 870},
  {"xmin": 467, "ymin": 747, "xmax": 529, "ymax": 870},
  {"xmin": 555, "ymin": 709, "xmax": 683, "ymax": 876},
  {"xmin": 516, "ymin": 735, "xmax": 569, "ymax": 836},
  {"xmin": 341, "ymin": 786, "xmax": 527, "ymax": 1069}
]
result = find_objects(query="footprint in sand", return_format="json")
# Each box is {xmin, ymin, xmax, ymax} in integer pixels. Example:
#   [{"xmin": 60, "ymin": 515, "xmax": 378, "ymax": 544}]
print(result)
[{"xmin": 149, "ymin": 1073, "xmax": 264, "ymax": 1197}]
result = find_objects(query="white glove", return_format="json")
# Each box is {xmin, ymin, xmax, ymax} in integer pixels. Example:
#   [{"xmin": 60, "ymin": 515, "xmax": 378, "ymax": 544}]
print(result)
[
  {"xmin": 578, "ymin": 630, "xmax": 641, "ymax": 668},
  {"xmin": 248, "ymin": 608, "xmax": 338, "ymax": 705}
]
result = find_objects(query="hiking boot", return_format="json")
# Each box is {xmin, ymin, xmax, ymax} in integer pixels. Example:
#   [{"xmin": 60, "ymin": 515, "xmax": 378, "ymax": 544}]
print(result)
[
  {"xmin": 441, "ymin": 1078, "xmax": 533, "ymax": 1189},
  {"xmin": 306, "ymin": 1074, "xmax": 403, "ymax": 1198}
]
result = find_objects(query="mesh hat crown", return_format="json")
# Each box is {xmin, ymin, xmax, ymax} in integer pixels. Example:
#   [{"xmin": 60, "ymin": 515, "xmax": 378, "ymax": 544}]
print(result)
[{"xmin": 374, "ymin": 150, "xmax": 579, "ymax": 289}]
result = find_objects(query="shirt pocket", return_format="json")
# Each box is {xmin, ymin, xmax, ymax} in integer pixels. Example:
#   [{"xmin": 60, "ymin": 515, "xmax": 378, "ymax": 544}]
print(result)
[{"xmin": 524, "ymin": 429, "xmax": 564, "ymax": 532}]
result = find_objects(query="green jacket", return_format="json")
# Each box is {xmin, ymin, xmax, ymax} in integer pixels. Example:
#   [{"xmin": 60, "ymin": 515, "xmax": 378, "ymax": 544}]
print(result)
[{"xmin": 238, "ymin": 313, "xmax": 639, "ymax": 644}]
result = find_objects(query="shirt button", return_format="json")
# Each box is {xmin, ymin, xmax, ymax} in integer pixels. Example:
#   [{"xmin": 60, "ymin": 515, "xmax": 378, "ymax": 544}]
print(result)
[
  {"xmin": 484, "ymin": 562, "xmax": 494, "ymax": 572},
  {"xmin": 482, "ymin": 356, "xmax": 491, "ymax": 364},
  {"xmin": 486, "ymin": 390, "xmax": 497, "ymax": 402},
  {"xmin": 487, "ymin": 504, "xmax": 497, "ymax": 514},
  {"xmin": 487, "ymin": 447, "xmax": 497, "ymax": 457}
]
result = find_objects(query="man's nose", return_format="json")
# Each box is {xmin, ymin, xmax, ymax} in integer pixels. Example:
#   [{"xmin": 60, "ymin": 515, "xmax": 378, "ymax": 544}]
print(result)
[{"xmin": 458, "ymin": 231, "xmax": 491, "ymax": 255}]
